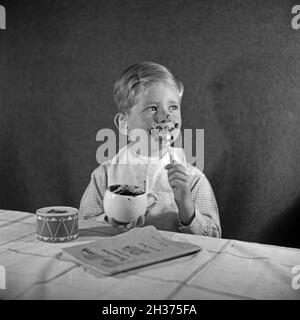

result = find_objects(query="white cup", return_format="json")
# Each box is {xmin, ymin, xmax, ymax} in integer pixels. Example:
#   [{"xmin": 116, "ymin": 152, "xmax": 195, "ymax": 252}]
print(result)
[{"xmin": 103, "ymin": 187, "xmax": 157, "ymax": 223}]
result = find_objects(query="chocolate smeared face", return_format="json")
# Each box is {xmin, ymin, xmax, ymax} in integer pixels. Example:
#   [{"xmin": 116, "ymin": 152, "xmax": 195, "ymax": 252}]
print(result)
[
  {"xmin": 148, "ymin": 122, "xmax": 180, "ymax": 144},
  {"xmin": 124, "ymin": 83, "xmax": 182, "ymax": 155}
]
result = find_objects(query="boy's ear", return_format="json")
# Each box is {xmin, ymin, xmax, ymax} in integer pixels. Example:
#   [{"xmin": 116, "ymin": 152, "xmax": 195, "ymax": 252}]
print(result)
[{"xmin": 114, "ymin": 112, "xmax": 128, "ymax": 135}]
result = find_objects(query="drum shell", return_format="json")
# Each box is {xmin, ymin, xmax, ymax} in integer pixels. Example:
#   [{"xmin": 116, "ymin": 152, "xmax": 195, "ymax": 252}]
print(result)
[{"xmin": 36, "ymin": 206, "xmax": 78, "ymax": 243}]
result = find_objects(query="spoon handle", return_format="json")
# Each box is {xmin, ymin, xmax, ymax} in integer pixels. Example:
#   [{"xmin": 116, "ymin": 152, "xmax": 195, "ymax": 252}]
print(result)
[{"xmin": 166, "ymin": 140, "xmax": 175, "ymax": 163}]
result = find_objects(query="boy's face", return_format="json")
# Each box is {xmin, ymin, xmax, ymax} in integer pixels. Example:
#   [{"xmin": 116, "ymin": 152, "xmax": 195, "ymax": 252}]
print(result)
[{"xmin": 126, "ymin": 82, "xmax": 182, "ymax": 153}]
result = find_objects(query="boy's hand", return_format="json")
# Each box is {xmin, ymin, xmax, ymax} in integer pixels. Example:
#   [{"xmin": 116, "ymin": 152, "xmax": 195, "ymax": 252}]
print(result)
[
  {"xmin": 104, "ymin": 214, "xmax": 146, "ymax": 232},
  {"xmin": 165, "ymin": 162, "xmax": 195, "ymax": 225},
  {"xmin": 165, "ymin": 162, "xmax": 191, "ymax": 201}
]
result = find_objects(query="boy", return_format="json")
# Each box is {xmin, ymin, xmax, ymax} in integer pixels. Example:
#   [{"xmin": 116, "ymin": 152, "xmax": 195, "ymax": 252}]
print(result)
[{"xmin": 80, "ymin": 62, "xmax": 221, "ymax": 236}]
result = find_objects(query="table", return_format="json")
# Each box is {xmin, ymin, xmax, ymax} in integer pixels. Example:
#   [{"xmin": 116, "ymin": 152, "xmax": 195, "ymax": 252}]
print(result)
[{"xmin": 0, "ymin": 210, "xmax": 299, "ymax": 300}]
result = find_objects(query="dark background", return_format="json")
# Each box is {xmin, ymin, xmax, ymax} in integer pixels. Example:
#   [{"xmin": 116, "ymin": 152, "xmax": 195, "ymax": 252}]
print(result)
[{"xmin": 1, "ymin": 0, "xmax": 300, "ymax": 247}]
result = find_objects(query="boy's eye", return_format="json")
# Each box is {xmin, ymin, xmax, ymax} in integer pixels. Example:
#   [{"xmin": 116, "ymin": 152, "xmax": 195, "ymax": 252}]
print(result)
[
  {"xmin": 170, "ymin": 105, "xmax": 179, "ymax": 111},
  {"xmin": 147, "ymin": 106, "xmax": 157, "ymax": 112}
]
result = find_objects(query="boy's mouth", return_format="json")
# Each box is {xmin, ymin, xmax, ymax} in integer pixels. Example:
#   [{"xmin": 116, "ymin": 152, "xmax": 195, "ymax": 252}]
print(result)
[{"xmin": 148, "ymin": 123, "xmax": 179, "ymax": 143}]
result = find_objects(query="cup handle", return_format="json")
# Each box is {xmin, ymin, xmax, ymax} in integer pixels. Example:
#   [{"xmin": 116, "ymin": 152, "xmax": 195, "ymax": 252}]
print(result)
[{"xmin": 146, "ymin": 192, "xmax": 158, "ymax": 211}]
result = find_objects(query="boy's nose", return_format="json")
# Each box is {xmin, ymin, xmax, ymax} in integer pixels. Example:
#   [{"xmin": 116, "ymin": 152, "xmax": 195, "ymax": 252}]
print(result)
[{"xmin": 157, "ymin": 113, "xmax": 171, "ymax": 124}]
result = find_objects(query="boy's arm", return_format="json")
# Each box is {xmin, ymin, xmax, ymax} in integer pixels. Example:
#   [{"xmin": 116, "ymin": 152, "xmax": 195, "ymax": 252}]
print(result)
[
  {"xmin": 178, "ymin": 166, "xmax": 221, "ymax": 237},
  {"xmin": 79, "ymin": 166, "xmax": 107, "ymax": 221}
]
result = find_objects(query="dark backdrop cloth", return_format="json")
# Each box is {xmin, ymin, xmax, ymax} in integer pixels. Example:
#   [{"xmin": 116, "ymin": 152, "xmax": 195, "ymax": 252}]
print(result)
[{"xmin": 1, "ymin": 0, "xmax": 300, "ymax": 247}]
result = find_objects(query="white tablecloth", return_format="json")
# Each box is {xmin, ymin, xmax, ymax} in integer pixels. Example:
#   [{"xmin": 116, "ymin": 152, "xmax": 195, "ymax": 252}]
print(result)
[{"xmin": 0, "ymin": 210, "xmax": 299, "ymax": 300}]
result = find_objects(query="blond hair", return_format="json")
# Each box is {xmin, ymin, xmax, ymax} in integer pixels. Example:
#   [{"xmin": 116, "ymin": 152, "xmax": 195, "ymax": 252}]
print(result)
[{"xmin": 113, "ymin": 62, "xmax": 184, "ymax": 114}]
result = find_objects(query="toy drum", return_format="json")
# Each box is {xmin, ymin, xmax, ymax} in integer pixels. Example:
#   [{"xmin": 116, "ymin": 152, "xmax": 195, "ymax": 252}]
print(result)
[{"xmin": 36, "ymin": 206, "xmax": 78, "ymax": 243}]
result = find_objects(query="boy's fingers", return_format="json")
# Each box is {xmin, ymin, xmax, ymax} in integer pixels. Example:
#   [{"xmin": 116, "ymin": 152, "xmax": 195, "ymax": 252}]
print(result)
[
  {"xmin": 125, "ymin": 218, "xmax": 137, "ymax": 230},
  {"xmin": 165, "ymin": 164, "xmax": 187, "ymax": 176},
  {"xmin": 106, "ymin": 216, "xmax": 129, "ymax": 230},
  {"xmin": 169, "ymin": 179, "xmax": 186, "ymax": 190},
  {"xmin": 118, "ymin": 225, "xmax": 128, "ymax": 232},
  {"xmin": 167, "ymin": 171, "xmax": 188, "ymax": 182},
  {"xmin": 104, "ymin": 206, "xmax": 148, "ymax": 232},
  {"xmin": 164, "ymin": 161, "xmax": 179, "ymax": 170},
  {"xmin": 106, "ymin": 216, "xmax": 119, "ymax": 227},
  {"xmin": 125, "ymin": 215, "xmax": 146, "ymax": 229},
  {"xmin": 168, "ymin": 177, "xmax": 189, "ymax": 189}
]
